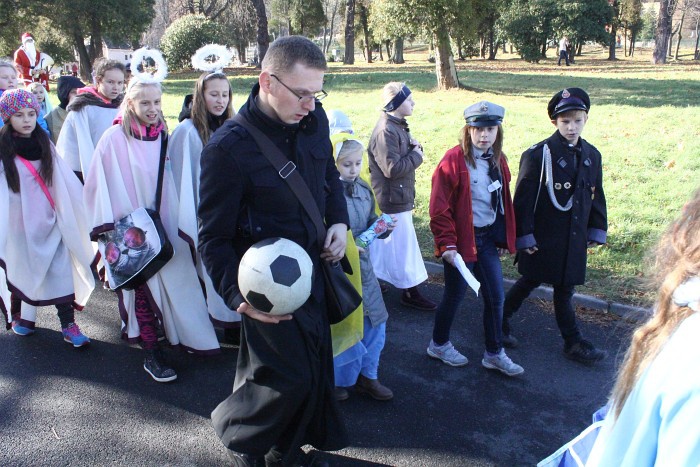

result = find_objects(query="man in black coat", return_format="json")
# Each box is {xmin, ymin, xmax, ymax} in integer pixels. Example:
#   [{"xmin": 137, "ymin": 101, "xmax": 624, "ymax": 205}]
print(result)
[
  {"xmin": 502, "ymin": 88, "xmax": 608, "ymax": 365},
  {"xmin": 198, "ymin": 36, "xmax": 349, "ymax": 466}
]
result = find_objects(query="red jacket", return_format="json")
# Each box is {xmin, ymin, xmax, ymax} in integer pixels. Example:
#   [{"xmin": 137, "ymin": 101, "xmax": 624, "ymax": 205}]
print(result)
[
  {"xmin": 14, "ymin": 48, "xmax": 49, "ymax": 91},
  {"xmin": 429, "ymin": 145, "xmax": 516, "ymax": 262}
]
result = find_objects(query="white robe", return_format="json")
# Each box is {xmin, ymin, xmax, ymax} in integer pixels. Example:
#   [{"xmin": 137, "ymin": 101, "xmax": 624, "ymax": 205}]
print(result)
[
  {"xmin": 0, "ymin": 152, "xmax": 95, "ymax": 326},
  {"xmin": 56, "ymin": 105, "xmax": 119, "ymax": 178},
  {"xmin": 169, "ymin": 119, "xmax": 240, "ymax": 327},
  {"xmin": 83, "ymin": 125, "xmax": 219, "ymax": 353}
]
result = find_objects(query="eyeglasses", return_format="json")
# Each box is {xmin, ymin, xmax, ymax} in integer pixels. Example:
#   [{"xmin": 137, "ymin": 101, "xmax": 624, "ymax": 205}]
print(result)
[{"xmin": 270, "ymin": 74, "xmax": 327, "ymax": 102}]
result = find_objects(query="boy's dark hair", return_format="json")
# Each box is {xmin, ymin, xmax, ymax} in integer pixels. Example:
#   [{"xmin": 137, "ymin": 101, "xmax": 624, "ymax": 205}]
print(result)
[
  {"xmin": 93, "ymin": 58, "xmax": 126, "ymax": 82},
  {"xmin": 261, "ymin": 36, "xmax": 326, "ymax": 74},
  {"xmin": 0, "ymin": 124, "xmax": 53, "ymax": 193}
]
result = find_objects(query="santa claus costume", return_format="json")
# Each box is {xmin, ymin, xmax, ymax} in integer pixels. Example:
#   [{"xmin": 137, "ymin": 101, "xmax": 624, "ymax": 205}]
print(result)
[
  {"xmin": 0, "ymin": 89, "xmax": 94, "ymax": 346},
  {"xmin": 13, "ymin": 33, "xmax": 49, "ymax": 91},
  {"xmin": 83, "ymin": 71, "xmax": 219, "ymax": 382}
]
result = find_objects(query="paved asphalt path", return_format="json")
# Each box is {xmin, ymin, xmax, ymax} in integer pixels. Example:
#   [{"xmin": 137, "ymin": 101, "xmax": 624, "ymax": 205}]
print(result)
[{"xmin": 0, "ymin": 278, "xmax": 634, "ymax": 466}]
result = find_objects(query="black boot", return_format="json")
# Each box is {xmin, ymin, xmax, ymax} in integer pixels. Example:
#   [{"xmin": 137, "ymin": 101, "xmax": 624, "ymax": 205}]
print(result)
[
  {"xmin": 400, "ymin": 286, "xmax": 437, "ymax": 311},
  {"xmin": 143, "ymin": 348, "xmax": 177, "ymax": 383}
]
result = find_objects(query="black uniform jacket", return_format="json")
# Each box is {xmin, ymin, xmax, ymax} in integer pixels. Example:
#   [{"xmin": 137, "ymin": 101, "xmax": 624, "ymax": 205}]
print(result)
[
  {"xmin": 198, "ymin": 84, "xmax": 349, "ymax": 458},
  {"xmin": 513, "ymin": 131, "xmax": 607, "ymax": 286}
]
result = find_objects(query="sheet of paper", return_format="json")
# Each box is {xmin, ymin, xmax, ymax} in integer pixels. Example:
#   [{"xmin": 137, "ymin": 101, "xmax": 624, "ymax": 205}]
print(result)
[{"xmin": 454, "ymin": 255, "xmax": 480, "ymax": 296}]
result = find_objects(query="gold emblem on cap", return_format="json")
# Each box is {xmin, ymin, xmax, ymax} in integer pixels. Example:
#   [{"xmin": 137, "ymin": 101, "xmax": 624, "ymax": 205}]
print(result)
[
  {"xmin": 562, "ymin": 89, "xmax": 570, "ymax": 98},
  {"xmin": 479, "ymin": 102, "xmax": 488, "ymax": 112},
  {"xmin": 554, "ymin": 183, "xmax": 562, "ymax": 190}
]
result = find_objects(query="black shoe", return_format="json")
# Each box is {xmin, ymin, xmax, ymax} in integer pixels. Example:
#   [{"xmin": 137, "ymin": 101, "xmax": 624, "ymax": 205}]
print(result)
[
  {"xmin": 502, "ymin": 333, "xmax": 519, "ymax": 349},
  {"xmin": 335, "ymin": 386, "xmax": 349, "ymax": 401},
  {"xmin": 564, "ymin": 339, "xmax": 607, "ymax": 365},
  {"xmin": 400, "ymin": 287, "xmax": 437, "ymax": 311},
  {"xmin": 143, "ymin": 349, "xmax": 177, "ymax": 382},
  {"xmin": 226, "ymin": 450, "xmax": 266, "ymax": 467},
  {"xmin": 222, "ymin": 326, "xmax": 241, "ymax": 348}
]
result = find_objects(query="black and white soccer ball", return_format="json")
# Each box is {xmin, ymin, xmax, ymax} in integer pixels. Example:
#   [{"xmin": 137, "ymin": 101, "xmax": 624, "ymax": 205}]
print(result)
[{"xmin": 238, "ymin": 237, "xmax": 313, "ymax": 315}]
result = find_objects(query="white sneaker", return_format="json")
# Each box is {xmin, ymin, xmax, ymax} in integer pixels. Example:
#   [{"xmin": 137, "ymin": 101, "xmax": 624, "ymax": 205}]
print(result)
[
  {"xmin": 427, "ymin": 340, "xmax": 468, "ymax": 367},
  {"xmin": 482, "ymin": 349, "xmax": 524, "ymax": 376}
]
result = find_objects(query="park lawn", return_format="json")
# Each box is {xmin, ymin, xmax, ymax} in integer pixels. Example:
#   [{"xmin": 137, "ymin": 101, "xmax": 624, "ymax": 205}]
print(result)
[{"xmin": 71, "ymin": 44, "xmax": 697, "ymax": 307}]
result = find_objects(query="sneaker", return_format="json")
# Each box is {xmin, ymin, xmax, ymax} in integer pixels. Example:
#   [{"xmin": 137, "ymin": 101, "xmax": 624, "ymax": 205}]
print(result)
[
  {"xmin": 143, "ymin": 349, "xmax": 177, "ymax": 383},
  {"xmin": 62, "ymin": 323, "xmax": 90, "ymax": 347},
  {"xmin": 482, "ymin": 349, "xmax": 524, "ymax": 376},
  {"xmin": 401, "ymin": 288, "xmax": 437, "ymax": 311},
  {"xmin": 11, "ymin": 320, "xmax": 35, "ymax": 336},
  {"xmin": 564, "ymin": 339, "xmax": 607, "ymax": 365},
  {"xmin": 427, "ymin": 340, "xmax": 468, "ymax": 367},
  {"xmin": 354, "ymin": 374, "xmax": 393, "ymax": 401}
]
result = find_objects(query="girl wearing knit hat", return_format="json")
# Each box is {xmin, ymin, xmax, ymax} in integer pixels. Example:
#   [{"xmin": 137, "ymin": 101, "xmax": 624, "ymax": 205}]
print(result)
[{"xmin": 0, "ymin": 89, "xmax": 95, "ymax": 347}]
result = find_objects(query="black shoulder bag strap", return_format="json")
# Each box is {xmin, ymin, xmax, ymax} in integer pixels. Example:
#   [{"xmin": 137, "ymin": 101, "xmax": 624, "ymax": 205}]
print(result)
[
  {"xmin": 154, "ymin": 131, "xmax": 168, "ymax": 214},
  {"xmin": 231, "ymin": 113, "xmax": 327, "ymax": 246}
]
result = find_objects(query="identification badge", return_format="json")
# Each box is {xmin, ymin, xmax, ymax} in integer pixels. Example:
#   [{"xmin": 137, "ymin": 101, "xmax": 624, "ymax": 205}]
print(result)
[{"xmin": 487, "ymin": 180, "xmax": 502, "ymax": 192}]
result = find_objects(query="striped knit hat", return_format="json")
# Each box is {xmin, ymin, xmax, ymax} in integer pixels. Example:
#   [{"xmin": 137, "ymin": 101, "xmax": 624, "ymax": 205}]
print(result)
[{"xmin": 0, "ymin": 88, "xmax": 40, "ymax": 123}]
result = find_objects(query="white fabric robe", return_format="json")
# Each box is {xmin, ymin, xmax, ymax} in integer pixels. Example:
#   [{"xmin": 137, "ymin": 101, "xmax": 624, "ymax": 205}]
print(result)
[
  {"xmin": 169, "ymin": 119, "xmax": 240, "ymax": 326},
  {"xmin": 0, "ymin": 151, "xmax": 95, "ymax": 326},
  {"xmin": 56, "ymin": 105, "xmax": 119, "ymax": 178},
  {"xmin": 83, "ymin": 125, "xmax": 219, "ymax": 353}
]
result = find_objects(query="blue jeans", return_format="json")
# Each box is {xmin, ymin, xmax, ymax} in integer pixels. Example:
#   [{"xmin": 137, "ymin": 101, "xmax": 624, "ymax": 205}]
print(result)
[{"xmin": 432, "ymin": 227, "xmax": 505, "ymax": 354}]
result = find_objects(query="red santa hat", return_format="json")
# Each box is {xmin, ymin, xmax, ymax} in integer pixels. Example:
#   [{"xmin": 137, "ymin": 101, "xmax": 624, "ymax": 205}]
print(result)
[{"xmin": 21, "ymin": 33, "xmax": 34, "ymax": 44}]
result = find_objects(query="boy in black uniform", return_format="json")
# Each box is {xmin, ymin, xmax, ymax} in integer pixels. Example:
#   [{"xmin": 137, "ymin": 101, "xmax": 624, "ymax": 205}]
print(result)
[{"xmin": 502, "ymin": 88, "xmax": 608, "ymax": 365}]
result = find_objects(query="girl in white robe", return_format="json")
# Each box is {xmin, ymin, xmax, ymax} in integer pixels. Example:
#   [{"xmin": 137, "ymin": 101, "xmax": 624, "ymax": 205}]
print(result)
[
  {"xmin": 169, "ymin": 72, "xmax": 241, "ymax": 333},
  {"xmin": 83, "ymin": 79, "xmax": 219, "ymax": 383},
  {"xmin": 0, "ymin": 89, "xmax": 94, "ymax": 347},
  {"xmin": 56, "ymin": 58, "xmax": 125, "ymax": 182}
]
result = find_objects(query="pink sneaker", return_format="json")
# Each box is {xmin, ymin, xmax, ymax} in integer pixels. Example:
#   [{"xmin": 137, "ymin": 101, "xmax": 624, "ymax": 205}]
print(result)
[{"xmin": 62, "ymin": 323, "xmax": 90, "ymax": 348}]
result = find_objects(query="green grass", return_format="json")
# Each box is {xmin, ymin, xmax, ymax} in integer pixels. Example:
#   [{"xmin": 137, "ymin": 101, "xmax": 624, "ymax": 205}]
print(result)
[{"xmin": 51, "ymin": 45, "xmax": 699, "ymax": 306}]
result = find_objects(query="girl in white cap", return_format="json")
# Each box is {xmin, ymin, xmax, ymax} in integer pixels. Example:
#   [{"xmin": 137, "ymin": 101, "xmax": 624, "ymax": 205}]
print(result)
[{"xmin": 428, "ymin": 100, "xmax": 523, "ymax": 376}]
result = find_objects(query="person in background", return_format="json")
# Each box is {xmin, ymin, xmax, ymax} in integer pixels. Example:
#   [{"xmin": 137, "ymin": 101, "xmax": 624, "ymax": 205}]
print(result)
[
  {"xmin": 26, "ymin": 82, "xmax": 52, "ymax": 119},
  {"xmin": 0, "ymin": 60, "xmax": 48, "ymax": 133},
  {"xmin": 0, "ymin": 89, "xmax": 94, "ymax": 346},
  {"xmin": 428, "ymin": 101, "xmax": 523, "ymax": 376},
  {"xmin": 44, "ymin": 75, "xmax": 85, "ymax": 144},
  {"xmin": 502, "ymin": 88, "xmax": 607, "ymax": 365},
  {"xmin": 57, "ymin": 58, "xmax": 125, "ymax": 182},
  {"xmin": 367, "ymin": 81, "xmax": 436, "ymax": 311},
  {"xmin": 558, "ymin": 36, "xmax": 570, "ymax": 66},
  {"xmin": 332, "ymin": 134, "xmax": 396, "ymax": 401},
  {"xmin": 169, "ymin": 71, "xmax": 240, "ymax": 336}
]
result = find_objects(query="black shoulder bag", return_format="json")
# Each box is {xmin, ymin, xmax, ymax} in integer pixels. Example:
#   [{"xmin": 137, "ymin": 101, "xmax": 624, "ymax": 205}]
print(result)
[{"xmin": 232, "ymin": 114, "xmax": 361, "ymax": 324}]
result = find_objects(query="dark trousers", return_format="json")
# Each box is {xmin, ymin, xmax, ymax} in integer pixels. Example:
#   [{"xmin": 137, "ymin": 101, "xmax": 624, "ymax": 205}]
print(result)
[
  {"xmin": 432, "ymin": 228, "xmax": 504, "ymax": 354},
  {"xmin": 503, "ymin": 276, "xmax": 582, "ymax": 346},
  {"xmin": 558, "ymin": 50, "xmax": 570, "ymax": 66}
]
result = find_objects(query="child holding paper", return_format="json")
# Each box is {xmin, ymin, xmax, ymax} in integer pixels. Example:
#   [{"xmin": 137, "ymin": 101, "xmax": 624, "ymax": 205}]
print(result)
[{"xmin": 427, "ymin": 101, "xmax": 523, "ymax": 376}]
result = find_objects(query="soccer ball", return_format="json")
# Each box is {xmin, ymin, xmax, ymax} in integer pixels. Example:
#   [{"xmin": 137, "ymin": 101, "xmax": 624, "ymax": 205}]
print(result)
[{"xmin": 238, "ymin": 237, "xmax": 313, "ymax": 315}]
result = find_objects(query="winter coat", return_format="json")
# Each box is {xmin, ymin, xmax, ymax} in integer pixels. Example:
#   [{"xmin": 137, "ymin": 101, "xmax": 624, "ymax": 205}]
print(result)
[
  {"xmin": 513, "ymin": 131, "xmax": 607, "ymax": 286},
  {"xmin": 367, "ymin": 112, "xmax": 423, "ymax": 213}
]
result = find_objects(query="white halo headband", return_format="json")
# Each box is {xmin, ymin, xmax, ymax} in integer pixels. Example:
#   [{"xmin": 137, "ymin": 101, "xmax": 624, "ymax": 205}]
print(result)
[
  {"xmin": 191, "ymin": 44, "xmax": 233, "ymax": 74},
  {"xmin": 130, "ymin": 47, "xmax": 168, "ymax": 85},
  {"xmin": 192, "ymin": 44, "xmax": 233, "ymax": 73}
]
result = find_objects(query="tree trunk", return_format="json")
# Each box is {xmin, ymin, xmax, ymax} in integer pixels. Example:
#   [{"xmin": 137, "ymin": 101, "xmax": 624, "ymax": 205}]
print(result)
[
  {"xmin": 653, "ymin": 0, "xmax": 672, "ymax": 64},
  {"xmin": 392, "ymin": 37, "xmax": 404, "ymax": 63},
  {"xmin": 675, "ymin": 9, "xmax": 687, "ymax": 60},
  {"xmin": 359, "ymin": 2, "xmax": 371, "ymax": 63},
  {"xmin": 434, "ymin": 29, "xmax": 459, "ymax": 90},
  {"xmin": 629, "ymin": 30, "xmax": 636, "ymax": 57},
  {"xmin": 487, "ymin": 27, "xmax": 496, "ymax": 60},
  {"xmin": 695, "ymin": 18, "xmax": 700, "ymax": 60},
  {"xmin": 72, "ymin": 30, "xmax": 93, "ymax": 82},
  {"xmin": 609, "ymin": 23, "xmax": 617, "ymax": 59},
  {"xmin": 250, "ymin": 0, "xmax": 269, "ymax": 67},
  {"xmin": 378, "ymin": 44, "xmax": 383, "ymax": 61},
  {"xmin": 344, "ymin": 0, "xmax": 355, "ymax": 64}
]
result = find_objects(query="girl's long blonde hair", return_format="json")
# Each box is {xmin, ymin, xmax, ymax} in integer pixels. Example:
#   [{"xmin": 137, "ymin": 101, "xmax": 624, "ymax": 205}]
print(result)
[
  {"xmin": 119, "ymin": 80, "xmax": 167, "ymax": 138},
  {"xmin": 610, "ymin": 188, "xmax": 700, "ymax": 419},
  {"xmin": 191, "ymin": 72, "xmax": 234, "ymax": 144}
]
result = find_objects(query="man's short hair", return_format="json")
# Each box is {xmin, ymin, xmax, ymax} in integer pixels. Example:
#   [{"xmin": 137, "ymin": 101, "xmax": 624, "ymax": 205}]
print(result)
[{"xmin": 261, "ymin": 36, "xmax": 326, "ymax": 74}]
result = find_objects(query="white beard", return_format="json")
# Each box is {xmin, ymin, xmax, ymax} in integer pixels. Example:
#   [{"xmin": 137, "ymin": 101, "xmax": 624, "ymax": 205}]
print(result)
[{"xmin": 23, "ymin": 43, "xmax": 37, "ymax": 67}]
